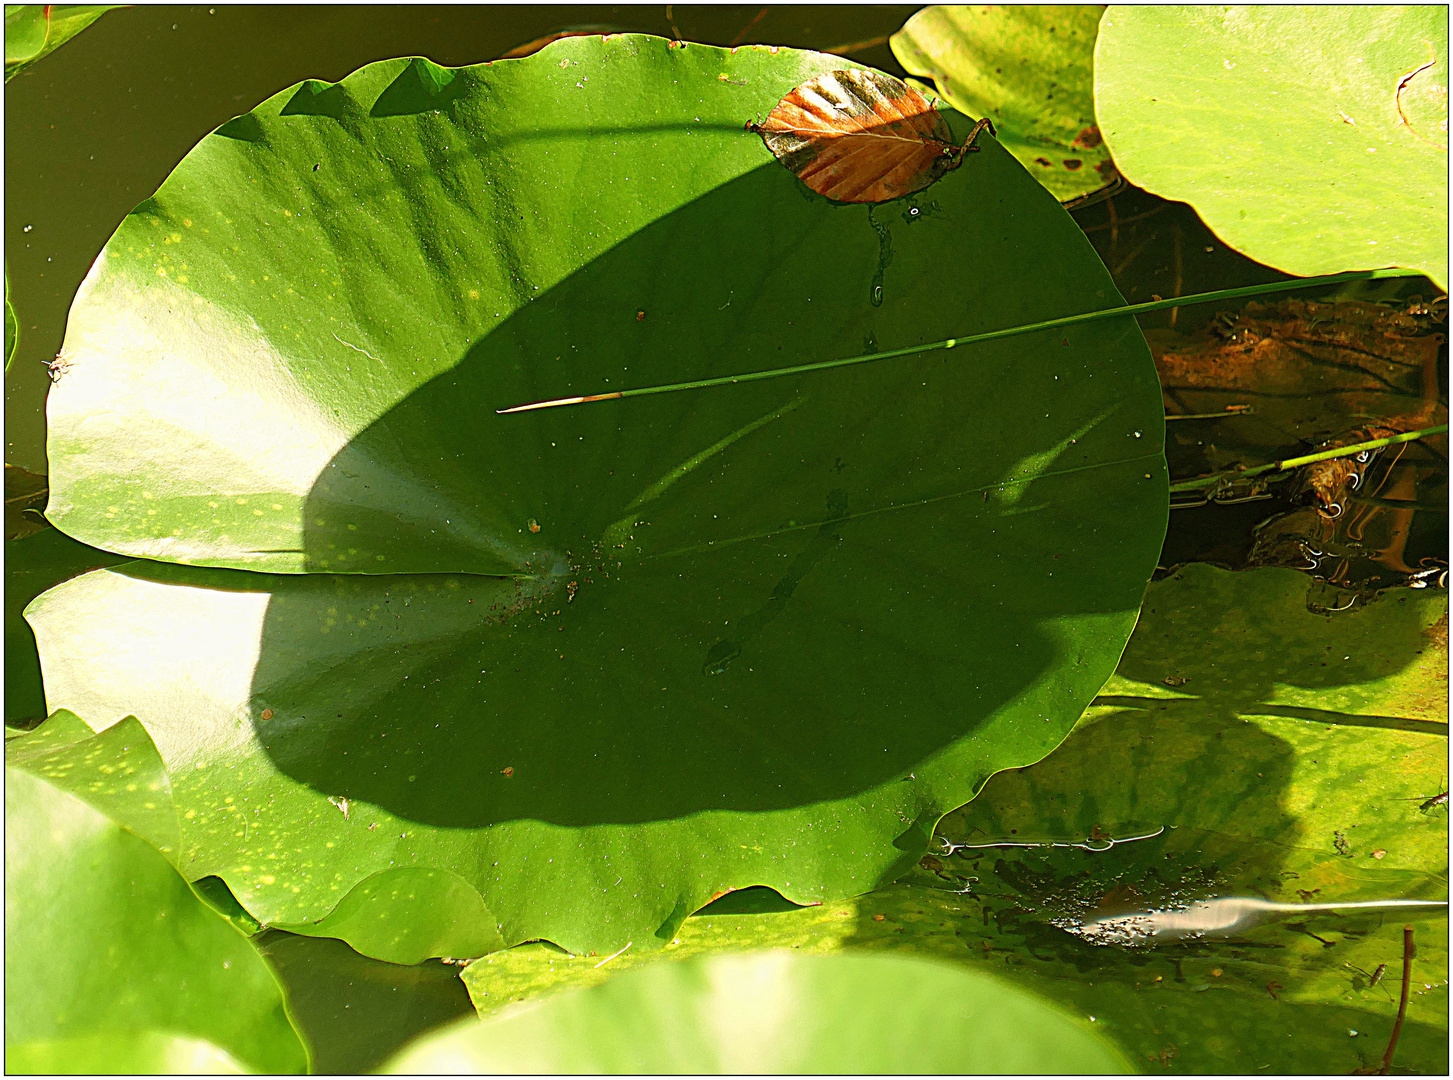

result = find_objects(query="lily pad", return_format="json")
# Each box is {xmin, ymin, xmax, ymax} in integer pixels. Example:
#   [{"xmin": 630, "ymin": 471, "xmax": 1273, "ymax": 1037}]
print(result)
[
  {"xmin": 6, "ymin": 1032, "xmax": 249, "ymax": 1075},
  {"xmin": 457, "ymin": 563, "xmax": 1446, "ymax": 1073},
  {"xmin": 4, "ymin": 4, "xmax": 120, "ymax": 81},
  {"xmin": 5, "ymin": 722, "xmax": 308, "ymax": 1074},
  {"xmin": 927, "ymin": 563, "xmax": 1447, "ymax": 1071},
  {"xmin": 4, "ymin": 524, "xmax": 126, "ymax": 724},
  {"xmin": 388, "ymin": 950, "xmax": 1134, "ymax": 1073},
  {"xmin": 30, "ymin": 36, "xmax": 1166, "ymax": 957},
  {"xmin": 891, "ymin": 5, "xmax": 1115, "ymax": 203},
  {"xmin": 7, "ymin": 711, "xmax": 180, "ymax": 862},
  {"xmin": 1094, "ymin": 6, "xmax": 1449, "ymax": 289},
  {"xmin": 460, "ymin": 876, "xmax": 1446, "ymax": 1075}
]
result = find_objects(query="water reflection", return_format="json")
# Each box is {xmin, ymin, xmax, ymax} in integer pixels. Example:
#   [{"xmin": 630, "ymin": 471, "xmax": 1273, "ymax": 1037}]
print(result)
[
  {"xmin": 1060, "ymin": 896, "xmax": 1449, "ymax": 947},
  {"xmin": 939, "ymin": 824, "xmax": 1166, "ymax": 854}
]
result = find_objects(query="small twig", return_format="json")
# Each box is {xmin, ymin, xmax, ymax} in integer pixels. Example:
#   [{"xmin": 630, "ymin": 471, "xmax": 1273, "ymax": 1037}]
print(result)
[
  {"xmin": 594, "ymin": 941, "xmax": 632, "ymax": 969},
  {"xmin": 728, "ymin": 7, "xmax": 769, "ymax": 47},
  {"xmin": 1169, "ymin": 223, "xmax": 1184, "ymax": 329},
  {"xmin": 496, "ymin": 268, "xmax": 1417, "ymax": 413},
  {"xmin": 1082, "ymin": 205, "xmax": 1166, "ymax": 236},
  {"xmin": 1377, "ymin": 925, "xmax": 1415, "ymax": 1074},
  {"xmin": 1165, "ymin": 406, "xmax": 1254, "ymax": 421},
  {"xmin": 1167, "ymin": 424, "xmax": 1449, "ymax": 494},
  {"xmin": 1062, "ymin": 175, "xmax": 1124, "ymax": 214},
  {"xmin": 822, "ymin": 34, "xmax": 889, "ymax": 56}
]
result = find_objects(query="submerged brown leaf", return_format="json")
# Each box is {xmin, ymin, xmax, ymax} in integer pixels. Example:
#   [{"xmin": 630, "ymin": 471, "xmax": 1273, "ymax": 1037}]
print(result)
[
  {"xmin": 751, "ymin": 68, "xmax": 994, "ymax": 203},
  {"xmin": 1154, "ymin": 297, "xmax": 1448, "ymax": 600}
]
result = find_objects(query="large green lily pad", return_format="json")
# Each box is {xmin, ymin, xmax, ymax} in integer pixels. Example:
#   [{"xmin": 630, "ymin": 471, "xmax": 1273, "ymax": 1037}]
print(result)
[
  {"xmin": 892, "ymin": 4, "xmax": 1115, "ymax": 203},
  {"xmin": 389, "ymin": 950, "xmax": 1134, "ymax": 1073},
  {"xmin": 1094, "ymin": 6, "xmax": 1449, "ymax": 289},
  {"xmin": 457, "ymin": 564, "xmax": 1446, "ymax": 1073},
  {"xmin": 30, "ymin": 36, "xmax": 1166, "ymax": 957},
  {"xmin": 5, "ymin": 721, "xmax": 308, "ymax": 1074}
]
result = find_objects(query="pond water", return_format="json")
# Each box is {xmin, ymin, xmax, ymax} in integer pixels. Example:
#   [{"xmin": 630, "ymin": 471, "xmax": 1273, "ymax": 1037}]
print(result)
[{"xmin": 5, "ymin": 8, "xmax": 1446, "ymax": 1074}]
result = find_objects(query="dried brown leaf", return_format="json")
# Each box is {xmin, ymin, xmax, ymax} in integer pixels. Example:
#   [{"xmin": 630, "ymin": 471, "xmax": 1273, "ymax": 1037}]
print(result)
[{"xmin": 752, "ymin": 68, "xmax": 993, "ymax": 203}]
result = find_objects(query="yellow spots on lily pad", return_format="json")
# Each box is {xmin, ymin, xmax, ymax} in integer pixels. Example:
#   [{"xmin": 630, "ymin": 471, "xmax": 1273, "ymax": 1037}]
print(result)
[
  {"xmin": 259, "ymin": 874, "xmax": 277, "ymax": 885},
  {"xmin": 469, "ymin": 289, "xmax": 480, "ymax": 299}
]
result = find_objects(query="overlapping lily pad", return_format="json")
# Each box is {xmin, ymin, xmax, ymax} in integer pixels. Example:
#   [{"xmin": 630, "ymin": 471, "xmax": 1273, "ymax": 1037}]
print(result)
[
  {"xmin": 5, "ymin": 719, "xmax": 308, "ymax": 1074},
  {"xmin": 4, "ymin": 4, "xmax": 121, "ymax": 81},
  {"xmin": 929, "ymin": 563, "xmax": 1448, "ymax": 1071},
  {"xmin": 891, "ymin": 5, "xmax": 1114, "ymax": 203},
  {"xmin": 456, "ymin": 564, "xmax": 1446, "ymax": 1073},
  {"xmin": 31, "ymin": 36, "xmax": 1166, "ymax": 957},
  {"xmin": 390, "ymin": 950, "xmax": 1134, "ymax": 1073},
  {"xmin": 1095, "ymin": 5, "xmax": 1449, "ymax": 288},
  {"xmin": 5, "ymin": 523, "xmax": 125, "ymax": 725}
]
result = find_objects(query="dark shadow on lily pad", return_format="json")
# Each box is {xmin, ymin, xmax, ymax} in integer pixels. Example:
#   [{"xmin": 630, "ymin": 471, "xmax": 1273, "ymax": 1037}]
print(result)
[{"xmin": 240, "ymin": 144, "xmax": 1163, "ymax": 828}]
